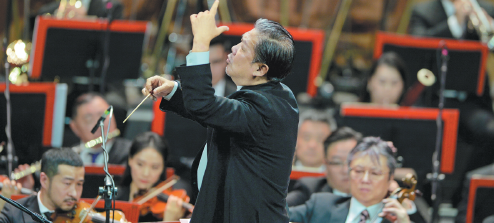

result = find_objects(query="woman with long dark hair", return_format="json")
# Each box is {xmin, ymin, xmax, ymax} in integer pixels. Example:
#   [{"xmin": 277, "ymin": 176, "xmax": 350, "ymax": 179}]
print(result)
[
  {"xmin": 361, "ymin": 52, "xmax": 407, "ymax": 105},
  {"xmin": 117, "ymin": 131, "xmax": 186, "ymax": 222}
]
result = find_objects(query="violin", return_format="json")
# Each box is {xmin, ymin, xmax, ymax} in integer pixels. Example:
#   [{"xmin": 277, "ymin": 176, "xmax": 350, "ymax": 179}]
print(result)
[
  {"xmin": 132, "ymin": 175, "xmax": 194, "ymax": 219},
  {"xmin": 381, "ymin": 173, "xmax": 421, "ymax": 222},
  {"xmin": 51, "ymin": 198, "xmax": 129, "ymax": 223},
  {"xmin": 390, "ymin": 173, "xmax": 420, "ymax": 203}
]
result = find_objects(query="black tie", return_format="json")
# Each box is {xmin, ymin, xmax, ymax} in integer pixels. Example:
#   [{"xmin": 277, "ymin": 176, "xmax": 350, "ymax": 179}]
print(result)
[{"xmin": 43, "ymin": 212, "xmax": 53, "ymax": 221}]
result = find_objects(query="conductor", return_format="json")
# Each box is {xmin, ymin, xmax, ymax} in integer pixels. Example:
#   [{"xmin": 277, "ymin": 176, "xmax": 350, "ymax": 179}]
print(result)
[{"xmin": 142, "ymin": 1, "xmax": 298, "ymax": 222}]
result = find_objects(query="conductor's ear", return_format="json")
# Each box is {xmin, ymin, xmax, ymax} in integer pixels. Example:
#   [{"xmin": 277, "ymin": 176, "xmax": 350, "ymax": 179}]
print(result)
[{"xmin": 252, "ymin": 63, "xmax": 269, "ymax": 77}]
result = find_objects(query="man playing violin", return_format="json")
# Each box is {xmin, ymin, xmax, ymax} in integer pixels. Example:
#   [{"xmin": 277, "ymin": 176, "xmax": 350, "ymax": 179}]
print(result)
[
  {"xmin": 289, "ymin": 137, "xmax": 420, "ymax": 223},
  {"xmin": 0, "ymin": 148, "xmax": 85, "ymax": 223},
  {"xmin": 143, "ymin": 0, "xmax": 298, "ymax": 222}
]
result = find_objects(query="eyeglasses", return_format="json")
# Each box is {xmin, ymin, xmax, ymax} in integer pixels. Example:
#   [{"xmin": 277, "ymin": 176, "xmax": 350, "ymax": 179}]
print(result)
[{"xmin": 349, "ymin": 168, "xmax": 386, "ymax": 181}]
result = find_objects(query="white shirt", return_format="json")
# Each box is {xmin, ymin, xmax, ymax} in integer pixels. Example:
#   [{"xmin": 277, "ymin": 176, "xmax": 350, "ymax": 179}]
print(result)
[
  {"xmin": 345, "ymin": 197, "xmax": 383, "ymax": 223},
  {"xmin": 37, "ymin": 191, "xmax": 54, "ymax": 218},
  {"xmin": 333, "ymin": 188, "xmax": 350, "ymax": 197},
  {"xmin": 441, "ymin": 0, "xmax": 465, "ymax": 38},
  {"xmin": 213, "ymin": 78, "xmax": 226, "ymax": 97}
]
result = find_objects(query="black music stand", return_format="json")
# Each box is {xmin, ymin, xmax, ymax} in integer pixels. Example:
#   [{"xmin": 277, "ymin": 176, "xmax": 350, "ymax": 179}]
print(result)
[
  {"xmin": 29, "ymin": 16, "xmax": 150, "ymax": 84},
  {"xmin": 0, "ymin": 83, "xmax": 67, "ymax": 169},
  {"xmin": 337, "ymin": 104, "xmax": 459, "ymax": 203},
  {"xmin": 374, "ymin": 32, "xmax": 489, "ymax": 97}
]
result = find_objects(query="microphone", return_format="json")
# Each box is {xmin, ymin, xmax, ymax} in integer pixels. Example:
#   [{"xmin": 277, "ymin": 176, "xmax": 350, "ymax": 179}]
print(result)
[{"xmin": 90, "ymin": 106, "xmax": 112, "ymax": 134}]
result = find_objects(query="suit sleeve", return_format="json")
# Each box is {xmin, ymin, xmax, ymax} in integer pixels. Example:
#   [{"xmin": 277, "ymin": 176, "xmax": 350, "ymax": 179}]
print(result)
[
  {"xmin": 287, "ymin": 180, "xmax": 312, "ymax": 207},
  {"xmin": 0, "ymin": 203, "xmax": 14, "ymax": 223},
  {"xmin": 288, "ymin": 193, "xmax": 320, "ymax": 223},
  {"xmin": 159, "ymin": 82, "xmax": 198, "ymax": 122},
  {"xmin": 408, "ymin": 6, "xmax": 454, "ymax": 38},
  {"xmin": 174, "ymin": 64, "xmax": 269, "ymax": 134}
]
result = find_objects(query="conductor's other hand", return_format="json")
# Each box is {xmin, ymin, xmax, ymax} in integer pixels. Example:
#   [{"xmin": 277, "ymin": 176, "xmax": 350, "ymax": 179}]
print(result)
[
  {"xmin": 190, "ymin": 0, "xmax": 229, "ymax": 52},
  {"xmin": 14, "ymin": 164, "xmax": 35, "ymax": 190},
  {"xmin": 142, "ymin": 76, "xmax": 175, "ymax": 100}
]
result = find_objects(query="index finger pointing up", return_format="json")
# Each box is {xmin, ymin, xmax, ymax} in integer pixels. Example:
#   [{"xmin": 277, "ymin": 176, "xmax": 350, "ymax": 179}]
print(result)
[{"xmin": 210, "ymin": 0, "xmax": 219, "ymax": 15}]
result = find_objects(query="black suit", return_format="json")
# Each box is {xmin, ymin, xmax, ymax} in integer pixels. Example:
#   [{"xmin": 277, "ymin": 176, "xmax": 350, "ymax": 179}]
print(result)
[
  {"xmin": 108, "ymin": 137, "xmax": 132, "ymax": 165},
  {"xmin": 289, "ymin": 193, "xmax": 393, "ymax": 223},
  {"xmin": 287, "ymin": 177, "xmax": 332, "ymax": 207},
  {"xmin": 0, "ymin": 195, "xmax": 41, "ymax": 223},
  {"xmin": 288, "ymin": 177, "xmax": 427, "ymax": 223},
  {"xmin": 160, "ymin": 64, "xmax": 299, "ymax": 223}
]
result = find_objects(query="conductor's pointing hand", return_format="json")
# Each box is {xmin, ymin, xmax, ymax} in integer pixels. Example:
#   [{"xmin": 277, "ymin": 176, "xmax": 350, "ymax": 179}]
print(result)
[{"xmin": 190, "ymin": 0, "xmax": 229, "ymax": 52}]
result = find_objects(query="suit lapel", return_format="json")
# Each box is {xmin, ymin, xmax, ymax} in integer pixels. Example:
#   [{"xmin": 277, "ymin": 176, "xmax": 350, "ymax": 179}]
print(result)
[{"xmin": 329, "ymin": 198, "xmax": 351, "ymax": 223}]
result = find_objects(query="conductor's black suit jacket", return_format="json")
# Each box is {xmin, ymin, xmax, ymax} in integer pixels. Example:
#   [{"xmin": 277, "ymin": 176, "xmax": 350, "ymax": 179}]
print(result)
[
  {"xmin": 160, "ymin": 64, "xmax": 299, "ymax": 223},
  {"xmin": 0, "ymin": 195, "xmax": 41, "ymax": 223}
]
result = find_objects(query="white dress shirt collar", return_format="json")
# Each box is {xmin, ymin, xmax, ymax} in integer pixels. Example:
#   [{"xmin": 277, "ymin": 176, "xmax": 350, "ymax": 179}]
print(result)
[{"xmin": 37, "ymin": 191, "xmax": 54, "ymax": 215}]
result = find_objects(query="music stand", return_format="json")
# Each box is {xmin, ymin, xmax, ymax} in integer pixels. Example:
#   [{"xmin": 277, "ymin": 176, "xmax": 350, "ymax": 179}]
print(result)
[
  {"xmin": 374, "ymin": 31, "xmax": 489, "ymax": 96},
  {"xmin": 29, "ymin": 16, "xmax": 150, "ymax": 84},
  {"xmin": 466, "ymin": 175, "xmax": 494, "ymax": 223},
  {"xmin": 338, "ymin": 104, "xmax": 459, "ymax": 187},
  {"xmin": 219, "ymin": 22, "xmax": 324, "ymax": 97},
  {"xmin": 0, "ymin": 83, "xmax": 67, "ymax": 165}
]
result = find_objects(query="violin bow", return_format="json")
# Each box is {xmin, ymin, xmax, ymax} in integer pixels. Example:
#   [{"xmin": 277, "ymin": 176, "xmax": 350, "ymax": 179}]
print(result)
[
  {"xmin": 134, "ymin": 175, "xmax": 180, "ymax": 205},
  {"xmin": 78, "ymin": 195, "xmax": 102, "ymax": 223}
]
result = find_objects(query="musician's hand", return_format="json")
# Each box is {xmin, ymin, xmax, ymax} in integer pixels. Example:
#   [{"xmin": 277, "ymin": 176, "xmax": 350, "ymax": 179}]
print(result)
[
  {"xmin": 379, "ymin": 198, "xmax": 410, "ymax": 223},
  {"xmin": 14, "ymin": 164, "xmax": 35, "ymax": 190},
  {"xmin": 142, "ymin": 75, "xmax": 175, "ymax": 100},
  {"xmin": 163, "ymin": 195, "xmax": 185, "ymax": 221},
  {"xmin": 1, "ymin": 179, "xmax": 21, "ymax": 198},
  {"xmin": 190, "ymin": 0, "xmax": 229, "ymax": 52}
]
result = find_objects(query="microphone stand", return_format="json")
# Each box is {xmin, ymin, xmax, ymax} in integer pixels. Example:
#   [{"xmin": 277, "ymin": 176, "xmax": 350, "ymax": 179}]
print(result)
[
  {"xmin": 0, "ymin": 194, "xmax": 51, "ymax": 223},
  {"xmin": 96, "ymin": 106, "xmax": 117, "ymax": 223},
  {"xmin": 99, "ymin": 0, "xmax": 114, "ymax": 95},
  {"xmin": 3, "ymin": 0, "xmax": 15, "ymax": 177},
  {"xmin": 431, "ymin": 41, "xmax": 448, "ymax": 223}
]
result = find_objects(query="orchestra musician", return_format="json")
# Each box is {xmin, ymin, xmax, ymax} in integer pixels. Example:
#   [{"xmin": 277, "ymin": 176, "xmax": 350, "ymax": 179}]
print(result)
[
  {"xmin": 289, "ymin": 137, "xmax": 422, "ymax": 223},
  {"xmin": 69, "ymin": 93, "xmax": 131, "ymax": 165},
  {"xmin": 142, "ymin": 1, "xmax": 299, "ymax": 222},
  {"xmin": 360, "ymin": 52, "xmax": 407, "ymax": 106},
  {"xmin": 0, "ymin": 148, "xmax": 85, "ymax": 223},
  {"xmin": 115, "ymin": 131, "xmax": 187, "ymax": 222}
]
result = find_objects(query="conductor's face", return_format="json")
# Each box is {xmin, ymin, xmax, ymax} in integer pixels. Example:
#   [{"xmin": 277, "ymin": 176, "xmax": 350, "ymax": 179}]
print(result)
[{"xmin": 226, "ymin": 29, "xmax": 259, "ymax": 85}]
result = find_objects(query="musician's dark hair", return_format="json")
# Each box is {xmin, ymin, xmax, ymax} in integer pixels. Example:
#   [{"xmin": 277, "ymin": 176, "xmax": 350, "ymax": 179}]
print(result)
[
  {"xmin": 360, "ymin": 52, "xmax": 407, "ymax": 103},
  {"xmin": 120, "ymin": 132, "xmax": 169, "ymax": 187},
  {"xmin": 323, "ymin": 126, "xmax": 362, "ymax": 156},
  {"xmin": 347, "ymin": 137, "xmax": 396, "ymax": 180},
  {"xmin": 71, "ymin": 92, "xmax": 108, "ymax": 119},
  {"xmin": 252, "ymin": 18, "xmax": 295, "ymax": 81},
  {"xmin": 41, "ymin": 148, "xmax": 84, "ymax": 179}
]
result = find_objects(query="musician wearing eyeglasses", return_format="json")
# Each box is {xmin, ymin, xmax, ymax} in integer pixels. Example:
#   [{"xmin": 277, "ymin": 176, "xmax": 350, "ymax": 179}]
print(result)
[{"xmin": 289, "ymin": 137, "xmax": 424, "ymax": 223}]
